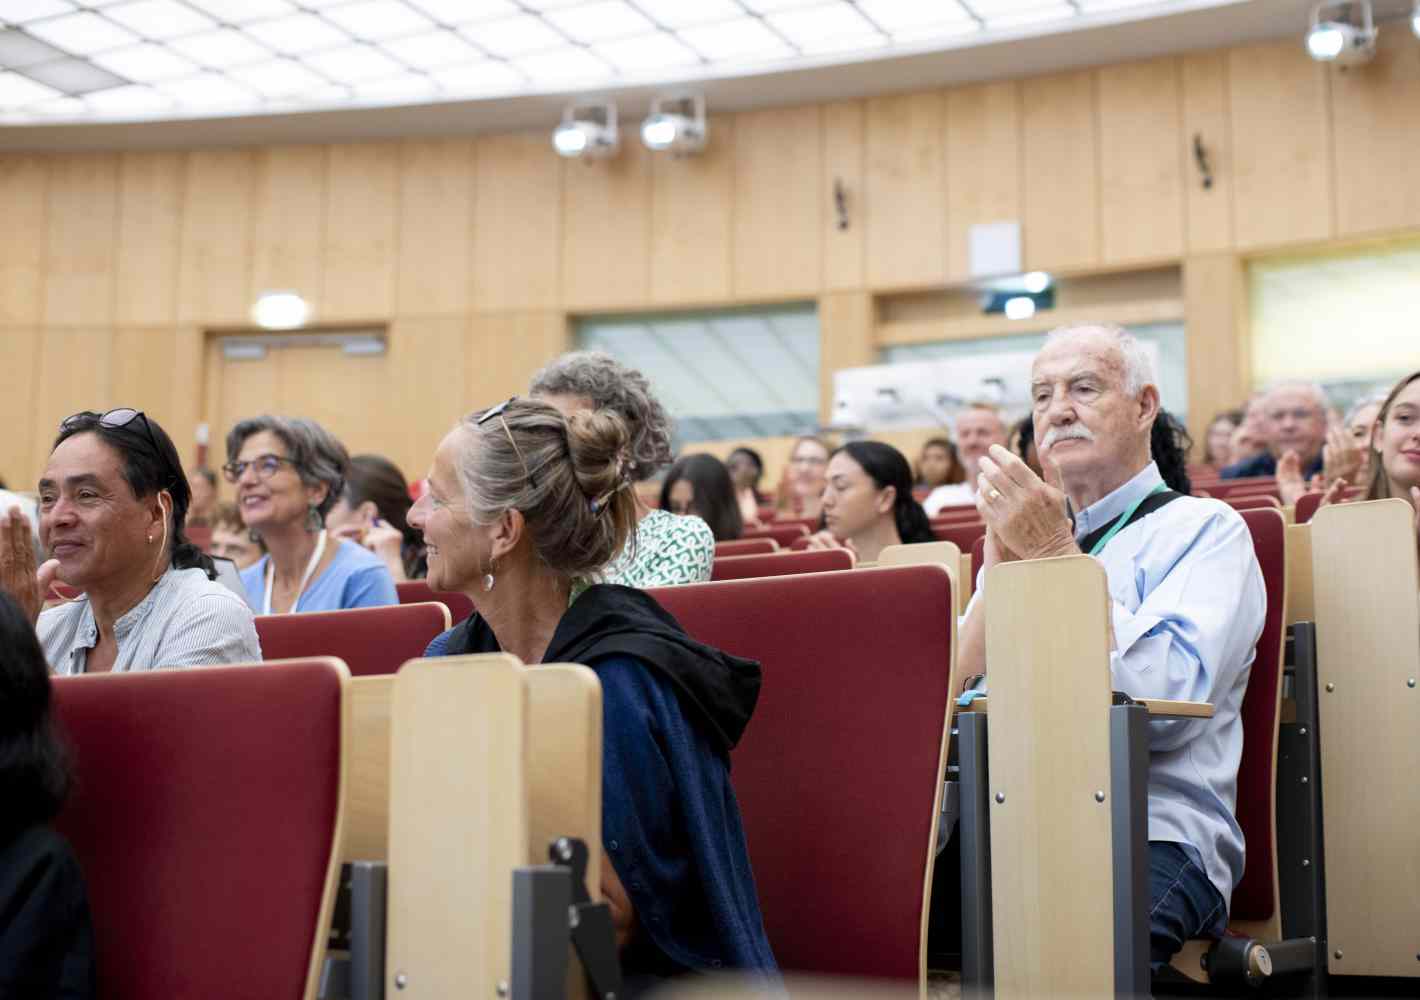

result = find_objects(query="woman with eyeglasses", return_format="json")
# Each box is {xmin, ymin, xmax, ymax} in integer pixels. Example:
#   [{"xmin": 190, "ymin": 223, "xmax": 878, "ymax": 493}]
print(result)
[
  {"xmin": 776, "ymin": 435, "xmax": 833, "ymax": 522},
  {"xmin": 411, "ymin": 398, "xmax": 777, "ymax": 988},
  {"xmin": 224, "ymin": 416, "xmax": 398, "ymax": 614},
  {"xmin": 0, "ymin": 408, "xmax": 260, "ymax": 675}
]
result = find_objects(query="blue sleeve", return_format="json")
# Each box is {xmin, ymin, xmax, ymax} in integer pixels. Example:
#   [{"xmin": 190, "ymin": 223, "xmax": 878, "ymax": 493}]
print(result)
[
  {"xmin": 240, "ymin": 559, "xmax": 265, "ymax": 611},
  {"xmin": 342, "ymin": 564, "xmax": 399, "ymax": 609},
  {"xmin": 423, "ymin": 628, "xmax": 453, "ymax": 658}
]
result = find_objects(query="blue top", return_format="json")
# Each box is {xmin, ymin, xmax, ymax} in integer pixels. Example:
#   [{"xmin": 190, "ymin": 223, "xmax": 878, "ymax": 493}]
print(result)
[
  {"xmin": 424, "ymin": 610, "xmax": 778, "ymax": 980},
  {"xmin": 1220, "ymin": 450, "xmax": 1322, "ymax": 480},
  {"xmin": 240, "ymin": 539, "xmax": 398, "ymax": 613},
  {"xmin": 969, "ymin": 462, "xmax": 1265, "ymax": 909}
]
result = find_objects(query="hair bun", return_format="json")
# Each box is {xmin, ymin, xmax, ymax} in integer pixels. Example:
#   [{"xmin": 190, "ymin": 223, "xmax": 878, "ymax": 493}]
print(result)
[{"xmin": 565, "ymin": 409, "xmax": 632, "ymax": 508}]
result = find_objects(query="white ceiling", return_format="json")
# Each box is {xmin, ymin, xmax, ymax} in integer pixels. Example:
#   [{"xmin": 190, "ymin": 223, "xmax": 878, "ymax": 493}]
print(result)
[{"xmin": 0, "ymin": 0, "xmax": 1383, "ymax": 149}]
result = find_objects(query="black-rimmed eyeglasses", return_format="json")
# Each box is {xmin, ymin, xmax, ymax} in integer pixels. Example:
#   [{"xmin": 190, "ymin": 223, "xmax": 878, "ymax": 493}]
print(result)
[{"xmin": 221, "ymin": 454, "xmax": 300, "ymax": 484}]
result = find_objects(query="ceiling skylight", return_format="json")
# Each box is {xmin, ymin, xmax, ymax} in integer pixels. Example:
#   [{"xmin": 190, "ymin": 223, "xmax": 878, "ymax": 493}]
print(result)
[{"xmin": 0, "ymin": 0, "xmax": 1239, "ymax": 124}]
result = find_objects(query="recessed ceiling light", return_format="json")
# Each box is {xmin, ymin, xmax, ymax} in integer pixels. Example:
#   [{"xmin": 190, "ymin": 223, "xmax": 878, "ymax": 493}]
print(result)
[
  {"xmin": 321, "ymin": 0, "xmax": 435, "ymax": 42},
  {"xmin": 628, "ymin": 0, "xmax": 744, "ymax": 28},
  {"xmin": 244, "ymin": 14, "xmax": 351, "ymax": 56},
  {"xmin": 460, "ymin": 14, "xmax": 566, "ymax": 56},
  {"xmin": 0, "ymin": 1, "xmax": 77, "ymax": 26},
  {"xmin": 0, "ymin": 70, "xmax": 63, "ymax": 108},
  {"xmin": 183, "ymin": 0, "xmax": 298, "ymax": 22},
  {"xmin": 158, "ymin": 72, "xmax": 259, "ymax": 109},
  {"xmin": 542, "ymin": 1, "xmax": 655, "ymax": 43},
  {"xmin": 251, "ymin": 291, "xmax": 310, "ymax": 330},
  {"xmin": 428, "ymin": 59, "xmax": 524, "ymax": 94},
  {"xmin": 302, "ymin": 44, "xmax": 406, "ymax": 84},
  {"xmin": 224, "ymin": 58, "xmax": 329, "ymax": 97},
  {"xmin": 675, "ymin": 18, "xmax": 794, "ymax": 61},
  {"xmin": 85, "ymin": 83, "xmax": 172, "ymax": 113},
  {"xmin": 512, "ymin": 46, "xmax": 612, "ymax": 85},
  {"xmin": 1004, "ymin": 296, "xmax": 1036, "ymax": 320},
  {"xmin": 21, "ymin": 56, "xmax": 127, "ymax": 93},
  {"xmin": 91, "ymin": 43, "xmax": 200, "ymax": 83},
  {"xmin": 102, "ymin": 1, "xmax": 217, "ymax": 41},
  {"xmin": 0, "ymin": 28, "xmax": 68, "ymax": 68},
  {"xmin": 856, "ymin": 0, "xmax": 975, "ymax": 31},
  {"xmin": 167, "ymin": 28, "xmax": 274, "ymax": 67},
  {"xmin": 24, "ymin": 11, "xmax": 139, "ymax": 55},
  {"xmin": 595, "ymin": 32, "xmax": 701, "ymax": 73},
  {"xmin": 382, "ymin": 30, "xmax": 481, "ymax": 68},
  {"xmin": 405, "ymin": 0, "xmax": 519, "ymax": 24}
]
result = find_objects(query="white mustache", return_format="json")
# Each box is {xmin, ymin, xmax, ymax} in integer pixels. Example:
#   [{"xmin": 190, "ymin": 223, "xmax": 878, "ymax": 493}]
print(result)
[{"xmin": 1040, "ymin": 424, "xmax": 1095, "ymax": 451}]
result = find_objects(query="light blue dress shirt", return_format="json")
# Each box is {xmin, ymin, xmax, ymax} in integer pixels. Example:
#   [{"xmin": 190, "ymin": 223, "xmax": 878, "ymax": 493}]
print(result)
[
  {"xmin": 971, "ymin": 461, "xmax": 1265, "ymax": 909},
  {"xmin": 240, "ymin": 538, "xmax": 398, "ymax": 613}
]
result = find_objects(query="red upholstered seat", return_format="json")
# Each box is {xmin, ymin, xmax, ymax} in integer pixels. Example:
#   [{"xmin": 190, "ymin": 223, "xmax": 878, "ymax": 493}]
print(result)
[
  {"xmin": 711, "ymin": 548, "xmax": 853, "ymax": 581},
  {"xmin": 1226, "ymin": 493, "xmax": 1281, "ymax": 511},
  {"xmin": 395, "ymin": 579, "xmax": 475, "ymax": 623},
  {"xmin": 715, "ymin": 538, "xmax": 779, "ymax": 557},
  {"xmin": 257, "ymin": 602, "xmax": 451, "ymax": 676},
  {"xmin": 971, "ymin": 534, "xmax": 985, "ymax": 581},
  {"xmin": 649, "ymin": 566, "xmax": 954, "ymax": 980},
  {"xmin": 52, "ymin": 659, "xmax": 346, "ymax": 1000},
  {"xmin": 930, "ymin": 505, "xmax": 980, "ymax": 523},
  {"xmin": 1293, "ymin": 488, "xmax": 1362, "ymax": 524},
  {"xmin": 1197, "ymin": 477, "xmax": 1277, "ymax": 500},
  {"xmin": 1230, "ymin": 508, "xmax": 1287, "ymax": 923},
  {"xmin": 741, "ymin": 523, "xmax": 812, "ymax": 547},
  {"xmin": 932, "ymin": 520, "xmax": 987, "ymax": 553},
  {"xmin": 789, "ymin": 535, "xmax": 813, "ymax": 551}
]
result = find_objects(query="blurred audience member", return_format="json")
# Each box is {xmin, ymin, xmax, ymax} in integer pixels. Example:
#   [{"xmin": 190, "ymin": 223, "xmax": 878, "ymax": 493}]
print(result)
[
  {"xmin": 325, "ymin": 454, "xmax": 427, "ymax": 582},
  {"xmin": 532, "ymin": 352, "xmax": 714, "ymax": 587},
  {"xmin": 208, "ymin": 502, "xmax": 263, "ymax": 571},
  {"xmin": 0, "ymin": 590, "xmax": 95, "ymax": 997},
  {"xmin": 225, "ymin": 416, "xmax": 397, "ymax": 614},
  {"xmin": 726, "ymin": 447, "xmax": 767, "ymax": 526},
  {"xmin": 923, "ymin": 403, "xmax": 1009, "ymax": 515},
  {"xmin": 1204, "ymin": 410, "xmax": 1242, "ymax": 468},
  {"xmin": 1154, "ymin": 409, "xmax": 1195, "ymax": 496},
  {"xmin": 777, "ymin": 435, "xmax": 833, "ymax": 523},
  {"xmin": 1222, "ymin": 382, "xmax": 1327, "ymax": 483},
  {"xmin": 6, "ymin": 409, "xmax": 260, "ymax": 674},
  {"xmin": 1320, "ymin": 393, "xmax": 1386, "ymax": 489},
  {"xmin": 660, "ymin": 454, "xmax": 743, "ymax": 542},
  {"xmin": 0, "ymin": 488, "xmax": 41, "ymax": 563},
  {"xmin": 805, "ymin": 441, "xmax": 934, "ymax": 563},
  {"xmin": 186, "ymin": 467, "xmax": 218, "ymax": 525},
  {"xmin": 915, "ymin": 437, "xmax": 964, "ymax": 489}
]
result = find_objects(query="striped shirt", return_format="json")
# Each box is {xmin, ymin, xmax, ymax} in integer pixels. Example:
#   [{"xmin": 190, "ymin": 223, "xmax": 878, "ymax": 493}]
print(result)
[{"xmin": 41, "ymin": 566, "xmax": 262, "ymax": 676}]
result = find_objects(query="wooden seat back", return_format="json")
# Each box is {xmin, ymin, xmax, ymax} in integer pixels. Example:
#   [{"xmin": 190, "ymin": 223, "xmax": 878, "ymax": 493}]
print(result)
[{"xmin": 878, "ymin": 541, "xmax": 967, "ymax": 617}]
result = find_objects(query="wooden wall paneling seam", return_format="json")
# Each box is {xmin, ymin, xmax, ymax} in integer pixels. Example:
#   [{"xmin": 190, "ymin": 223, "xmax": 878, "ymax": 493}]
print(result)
[
  {"xmin": 115, "ymin": 152, "xmax": 185, "ymax": 327},
  {"xmin": 250, "ymin": 145, "xmax": 327, "ymax": 316},
  {"xmin": 322, "ymin": 142, "xmax": 400, "ymax": 322},
  {"xmin": 43, "ymin": 153, "xmax": 119, "ymax": 328},
  {"xmin": 0, "ymin": 154, "xmax": 47, "ymax": 326},
  {"xmin": 178, "ymin": 149, "xmax": 257, "ymax": 326},
  {"xmin": 1096, "ymin": 58, "xmax": 1185, "ymax": 265},
  {"xmin": 648, "ymin": 116, "xmax": 734, "ymax": 305}
]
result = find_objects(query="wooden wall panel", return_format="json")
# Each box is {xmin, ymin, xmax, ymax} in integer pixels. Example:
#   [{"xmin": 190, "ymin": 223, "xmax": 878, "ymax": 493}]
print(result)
[
  {"xmin": 206, "ymin": 334, "xmax": 277, "ymax": 476},
  {"xmin": 0, "ymin": 329, "xmax": 41, "ymax": 484},
  {"xmin": 560, "ymin": 144, "xmax": 651, "ymax": 312},
  {"xmin": 466, "ymin": 312, "xmax": 568, "ymax": 406},
  {"xmin": 115, "ymin": 152, "xmax": 183, "ymax": 326},
  {"xmin": 733, "ymin": 104, "xmax": 822, "ymax": 300},
  {"xmin": 43, "ymin": 154, "xmax": 118, "ymax": 327},
  {"xmin": 1330, "ymin": 29, "xmax": 1420, "ymax": 239},
  {"xmin": 1022, "ymin": 70, "xmax": 1099, "ymax": 272},
  {"xmin": 33, "ymin": 329, "xmax": 114, "ymax": 469},
  {"xmin": 649, "ymin": 117, "xmax": 733, "ymax": 306},
  {"xmin": 1180, "ymin": 51, "xmax": 1235, "ymax": 253},
  {"xmin": 250, "ymin": 145, "xmax": 326, "ymax": 309},
  {"xmin": 1228, "ymin": 40, "xmax": 1333, "ymax": 250},
  {"xmin": 865, "ymin": 91, "xmax": 947, "ymax": 289},
  {"xmin": 473, "ymin": 133, "xmax": 562, "ymax": 312},
  {"xmin": 383, "ymin": 317, "xmax": 473, "ymax": 474},
  {"xmin": 821, "ymin": 101, "xmax": 865, "ymax": 291},
  {"xmin": 178, "ymin": 149, "xmax": 255, "ymax": 326},
  {"xmin": 111, "ymin": 327, "xmax": 204, "ymax": 461},
  {"xmin": 323, "ymin": 142, "xmax": 400, "ymax": 321},
  {"xmin": 1097, "ymin": 58, "xmax": 1184, "ymax": 265},
  {"xmin": 0, "ymin": 156, "xmax": 47, "ymax": 327},
  {"xmin": 945, "ymin": 80, "xmax": 1022, "ymax": 284},
  {"xmin": 818, "ymin": 291, "xmax": 874, "ymax": 424},
  {"xmin": 1183, "ymin": 253, "xmax": 1249, "ymax": 447},
  {"xmin": 396, "ymin": 138, "xmax": 475, "ymax": 317}
]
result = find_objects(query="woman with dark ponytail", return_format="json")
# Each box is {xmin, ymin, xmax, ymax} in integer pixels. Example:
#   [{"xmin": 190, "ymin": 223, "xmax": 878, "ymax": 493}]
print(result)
[
  {"xmin": 0, "ymin": 408, "xmax": 260, "ymax": 675},
  {"xmin": 805, "ymin": 440, "xmax": 934, "ymax": 563},
  {"xmin": 1152, "ymin": 408, "xmax": 1194, "ymax": 497}
]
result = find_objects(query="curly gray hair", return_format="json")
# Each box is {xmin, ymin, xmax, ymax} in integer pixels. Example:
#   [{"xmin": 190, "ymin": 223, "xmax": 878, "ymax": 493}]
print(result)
[
  {"xmin": 529, "ymin": 351, "xmax": 673, "ymax": 481},
  {"xmin": 224, "ymin": 415, "xmax": 349, "ymax": 522}
]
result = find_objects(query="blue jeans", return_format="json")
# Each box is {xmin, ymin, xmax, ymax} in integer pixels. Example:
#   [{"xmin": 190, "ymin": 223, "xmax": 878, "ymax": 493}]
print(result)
[{"xmin": 1150, "ymin": 841, "xmax": 1227, "ymax": 971}]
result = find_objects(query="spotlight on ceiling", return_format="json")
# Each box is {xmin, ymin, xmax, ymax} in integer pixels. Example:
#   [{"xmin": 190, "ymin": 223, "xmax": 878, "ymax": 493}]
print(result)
[
  {"xmin": 1004, "ymin": 296, "xmax": 1036, "ymax": 321},
  {"xmin": 641, "ymin": 92, "xmax": 707, "ymax": 155},
  {"xmin": 1022, "ymin": 271, "xmax": 1052, "ymax": 294},
  {"xmin": 251, "ymin": 291, "xmax": 309, "ymax": 330},
  {"xmin": 1305, "ymin": 0, "xmax": 1376, "ymax": 65},
  {"xmin": 1412, "ymin": 0, "xmax": 1419, "ymax": 38},
  {"xmin": 553, "ymin": 99, "xmax": 619, "ymax": 160}
]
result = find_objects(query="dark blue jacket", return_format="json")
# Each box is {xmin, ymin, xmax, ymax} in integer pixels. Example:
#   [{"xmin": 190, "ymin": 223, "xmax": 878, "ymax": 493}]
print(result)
[
  {"xmin": 424, "ymin": 584, "xmax": 778, "ymax": 983},
  {"xmin": 1220, "ymin": 451, "xmax": 1323, "ymax": 480}
]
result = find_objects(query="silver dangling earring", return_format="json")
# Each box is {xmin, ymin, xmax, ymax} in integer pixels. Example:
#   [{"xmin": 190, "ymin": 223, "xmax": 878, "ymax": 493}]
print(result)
[
  {"xmin": 482, "ymin": 558, "xmax": 496, "ymax": 593},
  {"xmin": 248, "ymin": 528, "xmax": 263, "ymax": 544},
  {"xmin": 305, "ymin": 504, "xmax": 323, "ymax": 532}
]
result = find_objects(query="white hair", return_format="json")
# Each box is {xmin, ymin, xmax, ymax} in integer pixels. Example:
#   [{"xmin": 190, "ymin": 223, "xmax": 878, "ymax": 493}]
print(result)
[
  {"xmin": 1043, "ymin": 323, "xmax": 1156, "ymax": 397},
  {"xmin": 1343, "ymin": 391, "xmax": 1387, "ymax": 426},
  {"xmin": 1263, "ymin": 380, "xmax": 1329, "ymax": 413}
]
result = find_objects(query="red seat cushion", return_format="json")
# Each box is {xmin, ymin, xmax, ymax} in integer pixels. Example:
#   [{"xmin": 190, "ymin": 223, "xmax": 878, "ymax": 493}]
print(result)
[
  {"xmin": 932, "ymin": 521, "xmax": 987, "ymax": 552},
  {"xmin": 1231, "ymin": 509, "xmax": 1286, "ymax": 922},
  {"xmin": 741, "ymin": 523, "xmax": 812, "ymax": 547},
  {"xmin": 711, "ymin": 549, "xmax": 853, "ymax": 581},
  {"xmin": 714, "ymin": 538, "xmax": 779, "ymax": 557},
  {"xmin": 650, "ymin": 565, "xmax": 953, "ymax": 980},
  {"xmin": 52, "ymin": 660, "xmax": 344, "ymax": 1000},
  {"xmin": 395, "ymin": 580, "xmax": 475, "ymax": 624},
  {"xmin": 257, "ymin": 602, "xmax": 450, "ymax": 676},
  {"xmin": 971, "ymin": 534, "xmax": 986, "ymax": 578}
]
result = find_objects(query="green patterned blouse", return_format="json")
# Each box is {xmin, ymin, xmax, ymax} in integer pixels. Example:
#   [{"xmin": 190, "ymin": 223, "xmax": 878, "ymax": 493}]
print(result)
[{"xmin": 602, "ymin": 509, "xmax": 716, "ymax": 588}]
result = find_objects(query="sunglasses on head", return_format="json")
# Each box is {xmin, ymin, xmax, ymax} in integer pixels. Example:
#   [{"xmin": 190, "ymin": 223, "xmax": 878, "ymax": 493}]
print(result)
[
  {"xmin": 60, "ymin": 408, "xmax": 178, "ymax": 489},
  {"xmin": 477, "ymin": 397, "xmax": 538, "ymax": 490}
]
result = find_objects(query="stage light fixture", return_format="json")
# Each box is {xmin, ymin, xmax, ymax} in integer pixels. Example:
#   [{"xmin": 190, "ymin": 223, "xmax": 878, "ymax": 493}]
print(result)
[
  {"xmin": 1004, "ymin": 296, "xmax": 1036, "ymax": 321},
  {"xmin": 1022, "ymin": 271, "xmax": 1052, "ymax": 294},
  {"xmin": 641, "ymin": 92, "xmax": 706, "ymax": 154},
  {"xmin": 1305, "ymin": 0, "xmax": 1376, "ymax": 65},
  {"xmin": 552, "ymin": 99, "xmax": 619, "ymax": 159}
]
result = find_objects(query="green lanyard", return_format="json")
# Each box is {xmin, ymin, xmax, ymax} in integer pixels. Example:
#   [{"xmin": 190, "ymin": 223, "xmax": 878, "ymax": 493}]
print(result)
[{"xmin": 1086, "ymin": 483, "xmax": 1169, "ymax": 556}]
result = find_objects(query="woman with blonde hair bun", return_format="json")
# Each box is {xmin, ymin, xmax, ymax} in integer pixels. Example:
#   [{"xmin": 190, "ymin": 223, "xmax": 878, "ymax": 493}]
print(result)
[{"xmin": 411, "ymin": 398, "xmax": 777, "ymax": 987}]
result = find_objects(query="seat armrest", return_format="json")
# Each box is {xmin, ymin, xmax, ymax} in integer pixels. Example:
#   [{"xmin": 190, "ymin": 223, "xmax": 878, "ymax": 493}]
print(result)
[{"xmin": 1137, "ymin": 699, "xmax": 1214, "ymax": 718}]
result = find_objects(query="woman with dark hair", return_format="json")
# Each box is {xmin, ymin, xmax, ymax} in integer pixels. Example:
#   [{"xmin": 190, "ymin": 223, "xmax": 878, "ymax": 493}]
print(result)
[
  {"xmin": 225, "ymin": 416, "xmax": 398, "ymax": 614},
  {"xmin": 0, "ymin": 590, "xmax": 95, "ymax": 996},
  {"xmin": 726, "ymin": 447, "xmax": 766, "ymax": 525},
  {"xmin": 324, "ymin": 454, "xmax": 427, "ymax": 581},
  {"xmin": 915, "ymin": 437, "xmax": 964, "ymax": 489},
  {"xmin": 659, "ymin": 455, "xmax": 743, "ymax": 542},
  {"xmin": 806, "ymin": 440, "xmax": 934, "ymax": 563},
  {"xmin": 1152, "ymin": 409, "xmax": 1194, "ymax": 496},
  {"xmin": 0, "ymin": 408, "xmax": 259, "ymax": 675}
]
